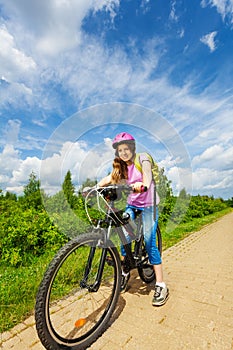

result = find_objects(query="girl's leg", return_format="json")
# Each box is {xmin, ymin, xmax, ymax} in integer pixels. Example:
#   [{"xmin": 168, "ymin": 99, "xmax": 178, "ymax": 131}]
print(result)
[
  {"xmin": 142, "ymin": 207, "xmax": 169, "ymax": 305},
  {"xmin": 142, "ymin": 206, "xmax": 162, "ymax": 266},
  {"xmin": 120, "ymin": 206, "xmax": 136, "ymax": 257},
  {"xmin": 153, "ymin": 264, "xmax": 163, "ymax": 283}
]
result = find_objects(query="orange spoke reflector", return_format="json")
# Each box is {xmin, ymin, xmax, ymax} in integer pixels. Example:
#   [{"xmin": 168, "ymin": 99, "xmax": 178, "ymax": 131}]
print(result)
[{"xmin": 75, "ymin": 318, "xmax": 87, "ymax": 328}]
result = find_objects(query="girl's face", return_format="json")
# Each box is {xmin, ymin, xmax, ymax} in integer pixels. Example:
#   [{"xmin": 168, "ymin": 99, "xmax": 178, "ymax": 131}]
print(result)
[{"xmin": 117, "ymin": 143, "xmax": 134, "ymax": 163}]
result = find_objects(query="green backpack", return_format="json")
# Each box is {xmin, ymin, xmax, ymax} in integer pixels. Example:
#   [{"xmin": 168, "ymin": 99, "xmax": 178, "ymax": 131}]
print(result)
[
  {"xmin": 134, "ymin": 152, "xmax": 160, "ymax": 217},
  {"xmin": 134, "ymin": 153, "xmax": 159, "ymax": 184}
]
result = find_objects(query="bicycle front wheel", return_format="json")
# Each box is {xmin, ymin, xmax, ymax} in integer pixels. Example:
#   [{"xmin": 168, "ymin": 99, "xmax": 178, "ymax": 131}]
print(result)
[{"xmin": 35, "ymin": 231, "xmax": 121, "ymax": 350}]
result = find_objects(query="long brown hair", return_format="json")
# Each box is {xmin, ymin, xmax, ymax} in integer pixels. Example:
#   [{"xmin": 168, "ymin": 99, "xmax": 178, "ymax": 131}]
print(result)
[{"xmin": 111, "ymin": 157, "xmax": 128, "ymax": 184}]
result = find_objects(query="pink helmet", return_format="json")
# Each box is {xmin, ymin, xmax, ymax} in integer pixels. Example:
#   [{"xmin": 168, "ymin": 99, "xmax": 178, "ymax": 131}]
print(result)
[{"xmin": 112, "ymin": 132, "xmax": 135, "ymax": 149}]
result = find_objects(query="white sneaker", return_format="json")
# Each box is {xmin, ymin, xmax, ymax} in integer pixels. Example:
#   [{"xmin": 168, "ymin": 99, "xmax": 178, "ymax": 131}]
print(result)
[{"xmin": 152, "ymin": 285, "xmax": 169, "ymax": 306}]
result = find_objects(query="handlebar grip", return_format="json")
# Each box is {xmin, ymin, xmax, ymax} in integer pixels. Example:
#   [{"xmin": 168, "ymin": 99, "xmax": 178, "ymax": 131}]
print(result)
[
  {"xmin": 141, "ymin": 185, "xmax": 147, "ymax": 192},
  {"xmin": 132, "ymin": 185, "xmax": 147, "ymax": 193}
]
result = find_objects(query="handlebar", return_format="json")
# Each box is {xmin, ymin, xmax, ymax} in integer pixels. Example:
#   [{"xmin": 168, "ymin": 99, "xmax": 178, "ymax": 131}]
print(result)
[
  {"xmin": 82, "ymin": 184, "xmax": 147, "ymax": 197},
  {"xmin": 82, "ymin": 184, "xmax": 147, "ymax": 227}
]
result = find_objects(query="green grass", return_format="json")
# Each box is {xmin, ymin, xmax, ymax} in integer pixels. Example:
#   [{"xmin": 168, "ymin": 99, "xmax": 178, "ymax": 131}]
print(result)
[
  {"xmin": 0, "ymin": 251, "xmax": 55, "ymax": 333},
  {"xmin": 0, "ymin": 208, "xmax": 232, "ymax": 334}
]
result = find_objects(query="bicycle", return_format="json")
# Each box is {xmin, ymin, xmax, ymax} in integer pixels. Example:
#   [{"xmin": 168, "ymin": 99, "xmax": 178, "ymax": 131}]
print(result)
[{"xmin": 35, "ymin": 185, "xmax": 162, "ymax": 350}]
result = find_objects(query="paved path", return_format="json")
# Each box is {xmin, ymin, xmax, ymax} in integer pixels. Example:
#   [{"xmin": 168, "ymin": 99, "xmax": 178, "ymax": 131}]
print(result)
[{"xmin": 1, "ymin": 212, "xmax": 233, "ymax": 350}]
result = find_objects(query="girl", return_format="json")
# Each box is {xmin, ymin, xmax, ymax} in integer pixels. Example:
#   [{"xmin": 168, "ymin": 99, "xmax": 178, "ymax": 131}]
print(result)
[{"xmin": 98, "ymin": 132, "xmax": 169, "ymax": 306}]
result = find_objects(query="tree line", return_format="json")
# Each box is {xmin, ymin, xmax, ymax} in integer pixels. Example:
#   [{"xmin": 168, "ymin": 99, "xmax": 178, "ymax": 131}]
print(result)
[{"xmin": 0, "ymin": 170, "xmax": 231, "ymax": 267}]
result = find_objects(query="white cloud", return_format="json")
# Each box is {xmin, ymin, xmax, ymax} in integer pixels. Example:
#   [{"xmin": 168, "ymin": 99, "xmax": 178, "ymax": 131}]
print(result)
[
  {"xmin": 160, "ymin": 141, "xmax": 233, "ymax": 198},
  {"xmin": 0, "ymin": 142, "xmax": 41, "ymax": 194},
  {"xmin": 0, "ymin": 140, "xmax": 87, "ymax": 194},
  {"xmin": 25, "ymin": 35, "xmax": 163, "ymax": 112},
  {"xmin": 201, "ymin": 0, "xmax": 233, "ymax": 23},
  {"xmin": 179, "ymin": 28, "xmax": 185, "ymax": 38},
  {"xmin": 169, "ymin": 1, "xmax": 179, "ymax": 22},
  {"xmin": 140, "ymin": 0, "xmax": 151, "ymax": 14},
  {"xmin": 40, "ymin": 139, "xmax": 114, "ymax": 194},
  {"xmin": 9, "ymin": 156, "xmax": 41, "ymax": 184},
  {"xmin": 199, "ymin": 128, "xmax": 216, "ymax": 138},
  {"xmin": 3, "ymin": 119, "xmax": 21, "ymax": 144},
  {"xmin": 2, "ymin": 132, "xmax": 232, "ymax": 199},
  {"xmin": 0, "ymin": 25, "xmax": 36, "ymax": 81},
  {"xmin": 0, "ymin": 0, "xmax": 120, "ymax": 56},
  {"xmin": 192, "ymin": 144, "xmax": 233, "ymax": 171},
  {"xmin": 0, "ymin": 25, "xmax": 36, "ymax": 108},
  {"xmin": 200, "ymin": 31, "xmax": 218, "ymax": 52},
  {"xmin": 194, "ymin": 144, "xmax": 223, "ymax": 162},
  {"xmin": 156, "ymin": 143, "xmax": 232, "ymax": 197},
  {"xmin": 92, "ymin": 0, "xmax": 120, "ymax": 21},
  {"xmin": 0, "ymin": 136, "xmax": 109, "ymax": 194},
  {"xmin": 192, "ymin": 167, "xmax": 233, "ymax": 197},
  {"xmin": 0, "ymin": 0, "xmax": 122, "ymax": 110},
  {"xmin": 0, "ymin": 120, "xmax": 43, "ymax": 193},
  {"xmin": 0, "ymin": 144, "xmax": 21, "ymax": 175},
  {"xmin": 0, "ymin": 81, "xmax": 35, "ymax": 110},
  {"xmin": 165, "ymin": 166, "xmax": 193, "ymax": 194},
  {"xmin": 0, "ymin": 0, "xmax": 229, "ymax": 118},
  {"xmin": 0, "ymin": 120, "xmax": 22, "ymax": 177},
  {"xmin": 2, "ymin": 134, "xmax": 188, "ymax": 197}
]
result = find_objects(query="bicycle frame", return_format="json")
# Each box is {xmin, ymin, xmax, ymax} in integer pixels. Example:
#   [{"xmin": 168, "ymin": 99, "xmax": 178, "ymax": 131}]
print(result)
[
  {"xmin": 81, "ymin": 187, "xmax": 145, "ymax": 292},
  {"xmin": 79, "ymin": 222, "xmax": 136, "ymax": 292},
  {"xmin": 103, "ymin": 195, "xmax": 147, "ymax": 271}
]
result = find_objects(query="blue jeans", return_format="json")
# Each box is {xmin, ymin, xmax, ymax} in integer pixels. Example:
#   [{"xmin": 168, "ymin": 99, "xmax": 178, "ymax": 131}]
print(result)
[{"xmin": 121, "ymin": 204, "xmax": 162, "ymax": 265}]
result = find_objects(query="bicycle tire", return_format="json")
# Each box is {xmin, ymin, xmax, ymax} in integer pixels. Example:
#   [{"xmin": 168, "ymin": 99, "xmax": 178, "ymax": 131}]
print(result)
[
  {"xmin": 35, "ymin": 231, "xmax": 121, "ymax": 350},
  {"xmin": 137, "ymin": 225, "xmax": 162, "ymax": 283}
]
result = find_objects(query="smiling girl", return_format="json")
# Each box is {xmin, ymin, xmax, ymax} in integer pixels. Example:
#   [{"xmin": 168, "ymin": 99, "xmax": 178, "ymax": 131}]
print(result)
[{"xmin": 98, "ymin": 132, "xmax": 169, "ymax": 306}]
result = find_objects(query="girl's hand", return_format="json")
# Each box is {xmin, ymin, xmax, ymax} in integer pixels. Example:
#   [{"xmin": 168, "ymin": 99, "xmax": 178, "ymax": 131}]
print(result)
[{"xmin": 132, "ymin": 182, "xmax": 144, "ymax": 193}]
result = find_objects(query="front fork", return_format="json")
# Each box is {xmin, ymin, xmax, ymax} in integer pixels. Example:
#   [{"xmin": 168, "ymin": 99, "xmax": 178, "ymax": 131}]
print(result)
[{"xmin": 80, "ymin": 239, "xmax": 108, "ymax": 292}]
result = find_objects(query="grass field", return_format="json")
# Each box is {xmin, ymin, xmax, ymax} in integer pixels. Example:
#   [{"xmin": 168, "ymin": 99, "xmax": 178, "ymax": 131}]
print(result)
[{"xmin": 0, "ymin": 208, "xmax": 232, "ymax": 334}]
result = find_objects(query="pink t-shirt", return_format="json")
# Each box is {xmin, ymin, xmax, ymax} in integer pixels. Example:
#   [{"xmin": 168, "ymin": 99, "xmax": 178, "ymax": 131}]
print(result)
[{"xmin": 127, "ymin": 153, "xmax": 155, "ymax": 207}]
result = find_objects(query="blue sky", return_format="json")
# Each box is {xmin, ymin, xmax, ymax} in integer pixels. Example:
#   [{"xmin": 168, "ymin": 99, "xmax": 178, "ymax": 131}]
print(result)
[{"xmin": 0, "ymin": 0, "xmax": 232, "ymax": 199}]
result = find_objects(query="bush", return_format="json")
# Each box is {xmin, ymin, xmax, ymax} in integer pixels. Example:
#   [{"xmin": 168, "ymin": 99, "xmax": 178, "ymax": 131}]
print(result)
[
  {"xmin": 183, "ymin": 195, "xmax": 227, "ymax": 222},
  {"xmin": 0, "ymin": 205, "xmax": 66, "ymax": 266}
]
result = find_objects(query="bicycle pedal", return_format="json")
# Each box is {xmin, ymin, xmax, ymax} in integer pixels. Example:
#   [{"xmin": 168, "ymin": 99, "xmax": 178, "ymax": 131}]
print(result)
[{"xmin": 106, "ymin": 256, "xmax": 114, "ymax": 266}]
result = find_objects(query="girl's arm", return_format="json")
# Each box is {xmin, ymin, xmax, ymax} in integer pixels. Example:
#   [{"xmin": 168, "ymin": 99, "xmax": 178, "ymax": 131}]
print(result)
[
  {"xmin": 133, "ymin": 160, "xmax": 152, "ymax": 192},
  {"xmin": 142, "ymin": 160, "xmax": 152, "ymax": 188},
  {"xmin": 97, "ymin": 174, "xmax": 112, "ymax": 187}
]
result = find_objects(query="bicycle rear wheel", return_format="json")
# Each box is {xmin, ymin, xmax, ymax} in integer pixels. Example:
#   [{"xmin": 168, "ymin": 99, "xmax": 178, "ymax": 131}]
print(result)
[
  {"xmin": 35, "ymin": 231, "xmax": 121, "ymax": 350},
  {"xmin": 137, "ymin": 225, "xmax": 162, "ymax": 283}
]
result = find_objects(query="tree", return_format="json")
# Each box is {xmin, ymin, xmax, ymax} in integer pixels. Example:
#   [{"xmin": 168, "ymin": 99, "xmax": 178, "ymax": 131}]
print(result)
[
  {"xmin": 225, "ymin": 197, "xmax": 233, "ymax": 207},
  {"xmin": 4, "ymin": 191, "xmax": 17, "ymax": 201},
  {"xmin": 157, "ymin": 167, "xmax": 173, "ymax": 201},
  {"xmin": 24, "ymin": 171, "xmax": 40, "ymax": 196},
  {"xmin": 179, "ymin": 188, "xmax": 189, "ymax": 200},
  {"xmin": 62, "ymin": 170, "xmax": 75, "ymax": 208},
  {"xmin": 21, "ymin": 171, "xmax": 43, "ymax": 210}
]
